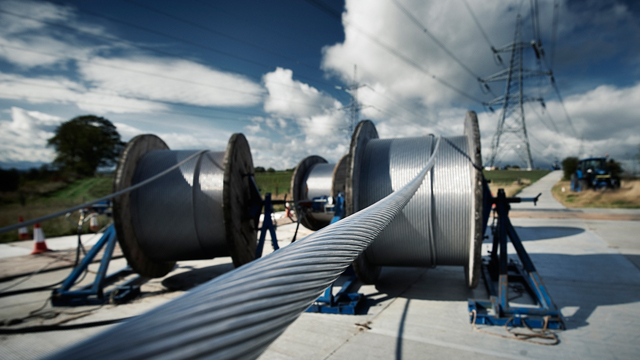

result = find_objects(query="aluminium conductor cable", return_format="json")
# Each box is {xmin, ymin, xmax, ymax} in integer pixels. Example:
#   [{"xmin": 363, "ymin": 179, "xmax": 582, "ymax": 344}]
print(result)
[
  {"xmin": 47, "ymin": 137, "xmax": 442, "ymax": 360},
  {"xmin": 0, "ymin": 150, "xmax": 207, "ymax": 235}
]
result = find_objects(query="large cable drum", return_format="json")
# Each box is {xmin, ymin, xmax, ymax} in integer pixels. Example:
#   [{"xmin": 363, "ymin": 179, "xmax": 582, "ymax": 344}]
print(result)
[
  {"xmin": 112, "ymin": 133, "xmax": 257, "ymax": 278},
  {"xmin": 291, "ymin": 154, "xmax": 349, "ymax": 230},
  {"xmin": 346, "ymin": 111, "xmax": 484, "ymax": 288}
]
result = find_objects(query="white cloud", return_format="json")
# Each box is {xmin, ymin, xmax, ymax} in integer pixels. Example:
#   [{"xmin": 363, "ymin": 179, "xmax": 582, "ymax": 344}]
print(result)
[
  {"xmin": 0, "ymin": 107, "xmax": 62, "ymax": 165},
  {"xmin": 239, "ymin": 68, "xmax": 351, "ymax": 169},
  {"xmin": 0, "ymin": 73, "xmax": 168, "ymax": 114},
  {"xmin": 318, "ymin": 0, "xmax": 640, "ymax": 168},
  {"xmin": 79, "ymin": 57, "xmax": 264, "ymax": 108},
  {"xmin": 0, "ymin": 0, "xmax": 264, "ymax": 111},
  {"xmin": 263, "ymin": 68, "xmax": 340, "ymax": 118}
]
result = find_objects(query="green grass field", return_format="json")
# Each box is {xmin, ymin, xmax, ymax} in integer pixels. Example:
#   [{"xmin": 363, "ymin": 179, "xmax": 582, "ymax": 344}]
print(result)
[
  {"xmin": 483, "ymin": 169, "xmax": 550, "ymax": 184},
  {"xmin": 2, "ymin": 169, "xmax": 549, "ymax": 242},
  {"xmin": 0, "ymin": 176, "xmax": 113, "ymax": 243},
  {"xmin": 253, "ymin": 171, "xmax": 293, "ymax": 198}
]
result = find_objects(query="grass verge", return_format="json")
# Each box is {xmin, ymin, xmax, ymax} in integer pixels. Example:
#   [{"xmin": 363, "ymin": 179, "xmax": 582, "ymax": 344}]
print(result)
[
  {"xmin": 551, "ymin": 180, "xmax": 640, "ymax": 208},
  {"xmin": 0, "ymin": 176, "xmax": 113, "ymax": 243}
]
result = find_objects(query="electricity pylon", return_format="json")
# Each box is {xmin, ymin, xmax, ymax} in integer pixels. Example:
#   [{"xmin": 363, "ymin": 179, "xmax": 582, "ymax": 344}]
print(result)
[
  {"xmin": 336, "ymin": 65, "xmax": 365, "ymax": 135},
  {"xmin": 480, "ymin": 15, "xmax": 550, "ymax": 170}
]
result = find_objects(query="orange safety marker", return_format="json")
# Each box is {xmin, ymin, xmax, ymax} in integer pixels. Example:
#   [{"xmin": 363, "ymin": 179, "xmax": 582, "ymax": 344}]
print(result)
[{"xmin": 30, "ymin": 223, "xmax": 51, "ymax": 254}]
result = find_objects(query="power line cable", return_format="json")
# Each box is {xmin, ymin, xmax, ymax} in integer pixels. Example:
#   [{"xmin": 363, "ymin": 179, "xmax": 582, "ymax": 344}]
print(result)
[
  {"xmin": 525, "ymin": 101, "xmax": 559, "ymax": 133},
  {"xmin": 0, "ymin": 44, "xmax": 344, "ymax": 114},
  {"xmin": 549, "ymin": 78, "xmax": 579, "ymax": 138},
  {"xmin": 549, "ymin": 0, "xmax": 560, "ymax": 71},
  {"xmin": 390, "ymin": 0, "xmax": 489, "ymax": 85},
  {"xmin": 1, "ymin": 7, "xmax": 339, "ymax": 97},
  {"xmin": 193, "ymin": 0, "xmax": 317, "ymax": 49},
  {"xmin": 459, "ymin": 0, "xmax": 502, "ymax": 61},
  {"xmin": 301, "ymin": 0, "xmax": 487, "ymax": 104},
  {"xmin": 0, "ymin": 89, "xmax": 341, "ymax": 136},
  {"xmin": 364, "ymin": 85, "xmax": 423, "ymax": 119},
  {"xmin": 121, "ymin": 0, "xmax": 322, "ymax": 72}
]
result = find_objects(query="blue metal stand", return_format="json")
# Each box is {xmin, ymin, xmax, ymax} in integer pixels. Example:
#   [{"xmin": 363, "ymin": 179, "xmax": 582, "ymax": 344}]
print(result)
[
  {"xmin": 305, "ymin": 195, "xmax": 364, "ymax": 314},
  {"xmin": 255, "ymin": 193, "xmax": 280, "ymax": 259},
  {"xmin": 51, "ymin": 224, "xmax": 144, "ymax": 306},
  {"xmin": 469, "ymin": 189, "xmax": 564, "ymax": 329},
  {"xmin": 305, "ymin": 266, "xmax": 364, "ymax": 315}
]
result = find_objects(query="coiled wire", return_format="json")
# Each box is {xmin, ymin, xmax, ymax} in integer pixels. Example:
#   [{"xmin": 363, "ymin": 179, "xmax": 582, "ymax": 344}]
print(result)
[
  {"xmin": 304, "ymin": 163, "xmax": 335, "ymax": 200},
  {"xmin": 131, "ymin": 150, "xmax": 228, "ymax": 261},
  {"xmin": 357, "ymin": 135, "xmax": 472, "ymax": 268},
  {"xmin": 46, "ymin": 138, "xmax": 442, "ymax": 360}
]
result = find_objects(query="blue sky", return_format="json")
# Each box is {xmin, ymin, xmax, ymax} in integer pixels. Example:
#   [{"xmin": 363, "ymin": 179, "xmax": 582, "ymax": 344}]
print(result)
[{"xmin": 1, "ymin": 0, "xmax": 639, "ymax": 171}]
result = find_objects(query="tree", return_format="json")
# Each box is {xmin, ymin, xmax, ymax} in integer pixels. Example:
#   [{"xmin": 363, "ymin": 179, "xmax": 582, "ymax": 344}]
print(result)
[
  {"xmin": 607, "ymin": 159, "xmax": 623, "ymax": 178},
  {"xmin": 47, "ymin": 115, "xmax": 124, "ymax": 176},
  {"xmin": 267, "ymin": 167, "xmax": 275, "ymax": 173},
  {"xmin": 254, "ymin": 166, "xmax": 265, "ymax": 173},
  {"xmin": 562, "ymin": 157, "xmax": 579, "ymax": 181}
]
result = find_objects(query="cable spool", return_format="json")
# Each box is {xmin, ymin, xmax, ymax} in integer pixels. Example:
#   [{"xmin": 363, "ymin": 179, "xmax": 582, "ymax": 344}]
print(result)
[
  {"xmin": 291, "ymin": 154, "xmax": 349, "ymax": 230},
  {"xmin": 112, "ymin": 133, "xmax": 257, "ymax": 278},
  {"xmin": 347, "ymin": 111, "xmax": 484, "ymax": 288}
]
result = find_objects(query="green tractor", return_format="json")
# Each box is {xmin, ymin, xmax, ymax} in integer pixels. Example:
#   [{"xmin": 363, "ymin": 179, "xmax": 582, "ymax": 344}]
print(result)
[{"xmin": 570, "ymin": 157, "xmax": 620, "ymax": 192}]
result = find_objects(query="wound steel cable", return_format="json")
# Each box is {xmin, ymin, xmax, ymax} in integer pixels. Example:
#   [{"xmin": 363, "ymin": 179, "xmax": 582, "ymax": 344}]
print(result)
[
  {"xmin": 46, "ymin": 138, "xmax": 442, "ymax": 360},
  {"xmin": 0, "ymin": 150, "xmax": 207, "ymax": 235}
]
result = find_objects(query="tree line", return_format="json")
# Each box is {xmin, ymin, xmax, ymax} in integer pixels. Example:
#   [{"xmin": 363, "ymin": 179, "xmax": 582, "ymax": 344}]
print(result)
[{"xmin": 1, "ymin": 115, "xmax": 124, "ymax": 192}]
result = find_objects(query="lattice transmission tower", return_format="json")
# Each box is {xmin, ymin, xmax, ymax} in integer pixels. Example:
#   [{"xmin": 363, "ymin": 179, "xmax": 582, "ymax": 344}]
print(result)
[
  {"xmin": 336, "ymin": 65, "xmax": 365, "ymax": 136},
  {"xmin": 480, "ymin": 15, "xmax": 550, "ymax": 170}
]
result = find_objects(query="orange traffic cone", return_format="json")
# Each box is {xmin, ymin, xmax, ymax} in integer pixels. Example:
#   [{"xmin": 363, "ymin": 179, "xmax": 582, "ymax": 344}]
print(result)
[
  {"xmin": 89, "ymin": 215, "xmax": 100, "ymax": 232},
  {"xmin": 31, "ymin": 223, "xmax": 51, "ymax": 254},
  {"xmin": 18, "ymin": 216, "xmax": 30, "ymax": 240}
]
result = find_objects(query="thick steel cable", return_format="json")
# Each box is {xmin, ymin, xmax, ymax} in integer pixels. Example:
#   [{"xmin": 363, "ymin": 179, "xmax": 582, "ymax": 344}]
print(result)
[
  {"xmin": 304, "ymin": 163, "xmax": 336, "ymax": 200},
  {"xmin": 131, "ymin": 150, "xmax": 228, "ymax": 260},
  {"xmin": 47, "ymin": 138, "xmax": 442, "ymax": 360},
  {"xmin": 356, "ymin": 135, "xmax": 472, "ymax": 268},
  {"xmin": 0, "ymin": 150, "xmax": 207, "ymax": 235}
]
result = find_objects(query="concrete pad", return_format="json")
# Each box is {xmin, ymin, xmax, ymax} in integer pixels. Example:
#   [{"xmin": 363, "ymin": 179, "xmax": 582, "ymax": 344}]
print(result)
[{"xmin": 2, "ymin": 216, "xmax": 640, "ymax": 360}]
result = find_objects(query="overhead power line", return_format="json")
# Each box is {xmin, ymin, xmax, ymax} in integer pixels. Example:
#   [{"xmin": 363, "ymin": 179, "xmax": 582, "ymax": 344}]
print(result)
[
  {"xmin": 43, "ymin": 2, "xmax": 339, "ymax": 93},
  {"xmin": 390, "ymin": 0, "xmax": 485, "ymax": 82},
  {"xmin": 550, "ymin": 77, "xmax": 579, "ymax": 138},
  {"xmin": 302, "ymin": 0, "xmax": 487, "ymax": 104},
  {"xmin": 1, "ymin": 42, "xmax": 338, "ymax": 113},
  {"xmin": 121, "ymin": 0, "xmax": 320, "ymax": 72},
  {"xmin": 0, "ymin": 89, "xmax": 343, "ymax": 135},
  {"xmin": 459, "ymin": 0, "xmax": 499, "ymax": 54},
  {"xmin": 549, "ymin": 0, "xmax": 560, "ymax": 71},
  {"xmin": 0, "ymin": 42, "xmax": 265, "ymax": 98},
  {"xmin": 525, "ymin": 101, "xmax": 558, "ymax": 133}
]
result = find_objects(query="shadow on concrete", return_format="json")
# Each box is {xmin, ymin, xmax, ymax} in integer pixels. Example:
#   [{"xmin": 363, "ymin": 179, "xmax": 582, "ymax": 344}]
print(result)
[
  {"xmin": 528, "ymin": 253, "xmax": 640, "ymax": 330},
  {"xmin": 161, "ymin": 263, "xmax": 235, "ymax": 291},
  {"xmin": 512, "ymin": 226, "xmax": 585, "ymax": 241},
  {"xmin": 357, "ymin": 251, "xmax": 640, "ymax": 332},
  {"xmin": 396, "ymin": 299, "xmax": 409, "ymax": 360}
]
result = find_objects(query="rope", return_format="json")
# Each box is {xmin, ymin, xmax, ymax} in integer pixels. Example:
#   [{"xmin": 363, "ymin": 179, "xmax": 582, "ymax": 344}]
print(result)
[
  {"xmin": 470, "ymin": 310, "xmax": 559, "ymax": 345},
  {"xmin": 0, "ymin": 150, "xmax": 207, "ymax": 235},
  {"xmin": 45, "ymin": 137, "xmax": 441, "ymax": 360}
]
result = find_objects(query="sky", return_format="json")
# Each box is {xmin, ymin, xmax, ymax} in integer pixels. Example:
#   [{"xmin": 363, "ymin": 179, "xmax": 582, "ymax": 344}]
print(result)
[{"xmin": 0, "ymin": 0, "xmax": 639, "ymax": 171}]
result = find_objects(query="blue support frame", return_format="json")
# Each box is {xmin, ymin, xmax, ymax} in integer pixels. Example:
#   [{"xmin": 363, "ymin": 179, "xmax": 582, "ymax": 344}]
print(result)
[
  {"xmin": 51, "ymin": 224, "xmax": 144, "ymax": 306},
  {"xmin": 305, "ymin": 195, "xmax": 364, "ymax": 315},
  {"xmin": 255, "ymin": 193, "xmax": 280, "ymax": 259},
  {"xmin": 469, "ymin": 189, "xmax": 564, "ymax": 329},
  {"xmin": 305, "ymin": 266, "xmax": 364, "ymax": 315}
]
